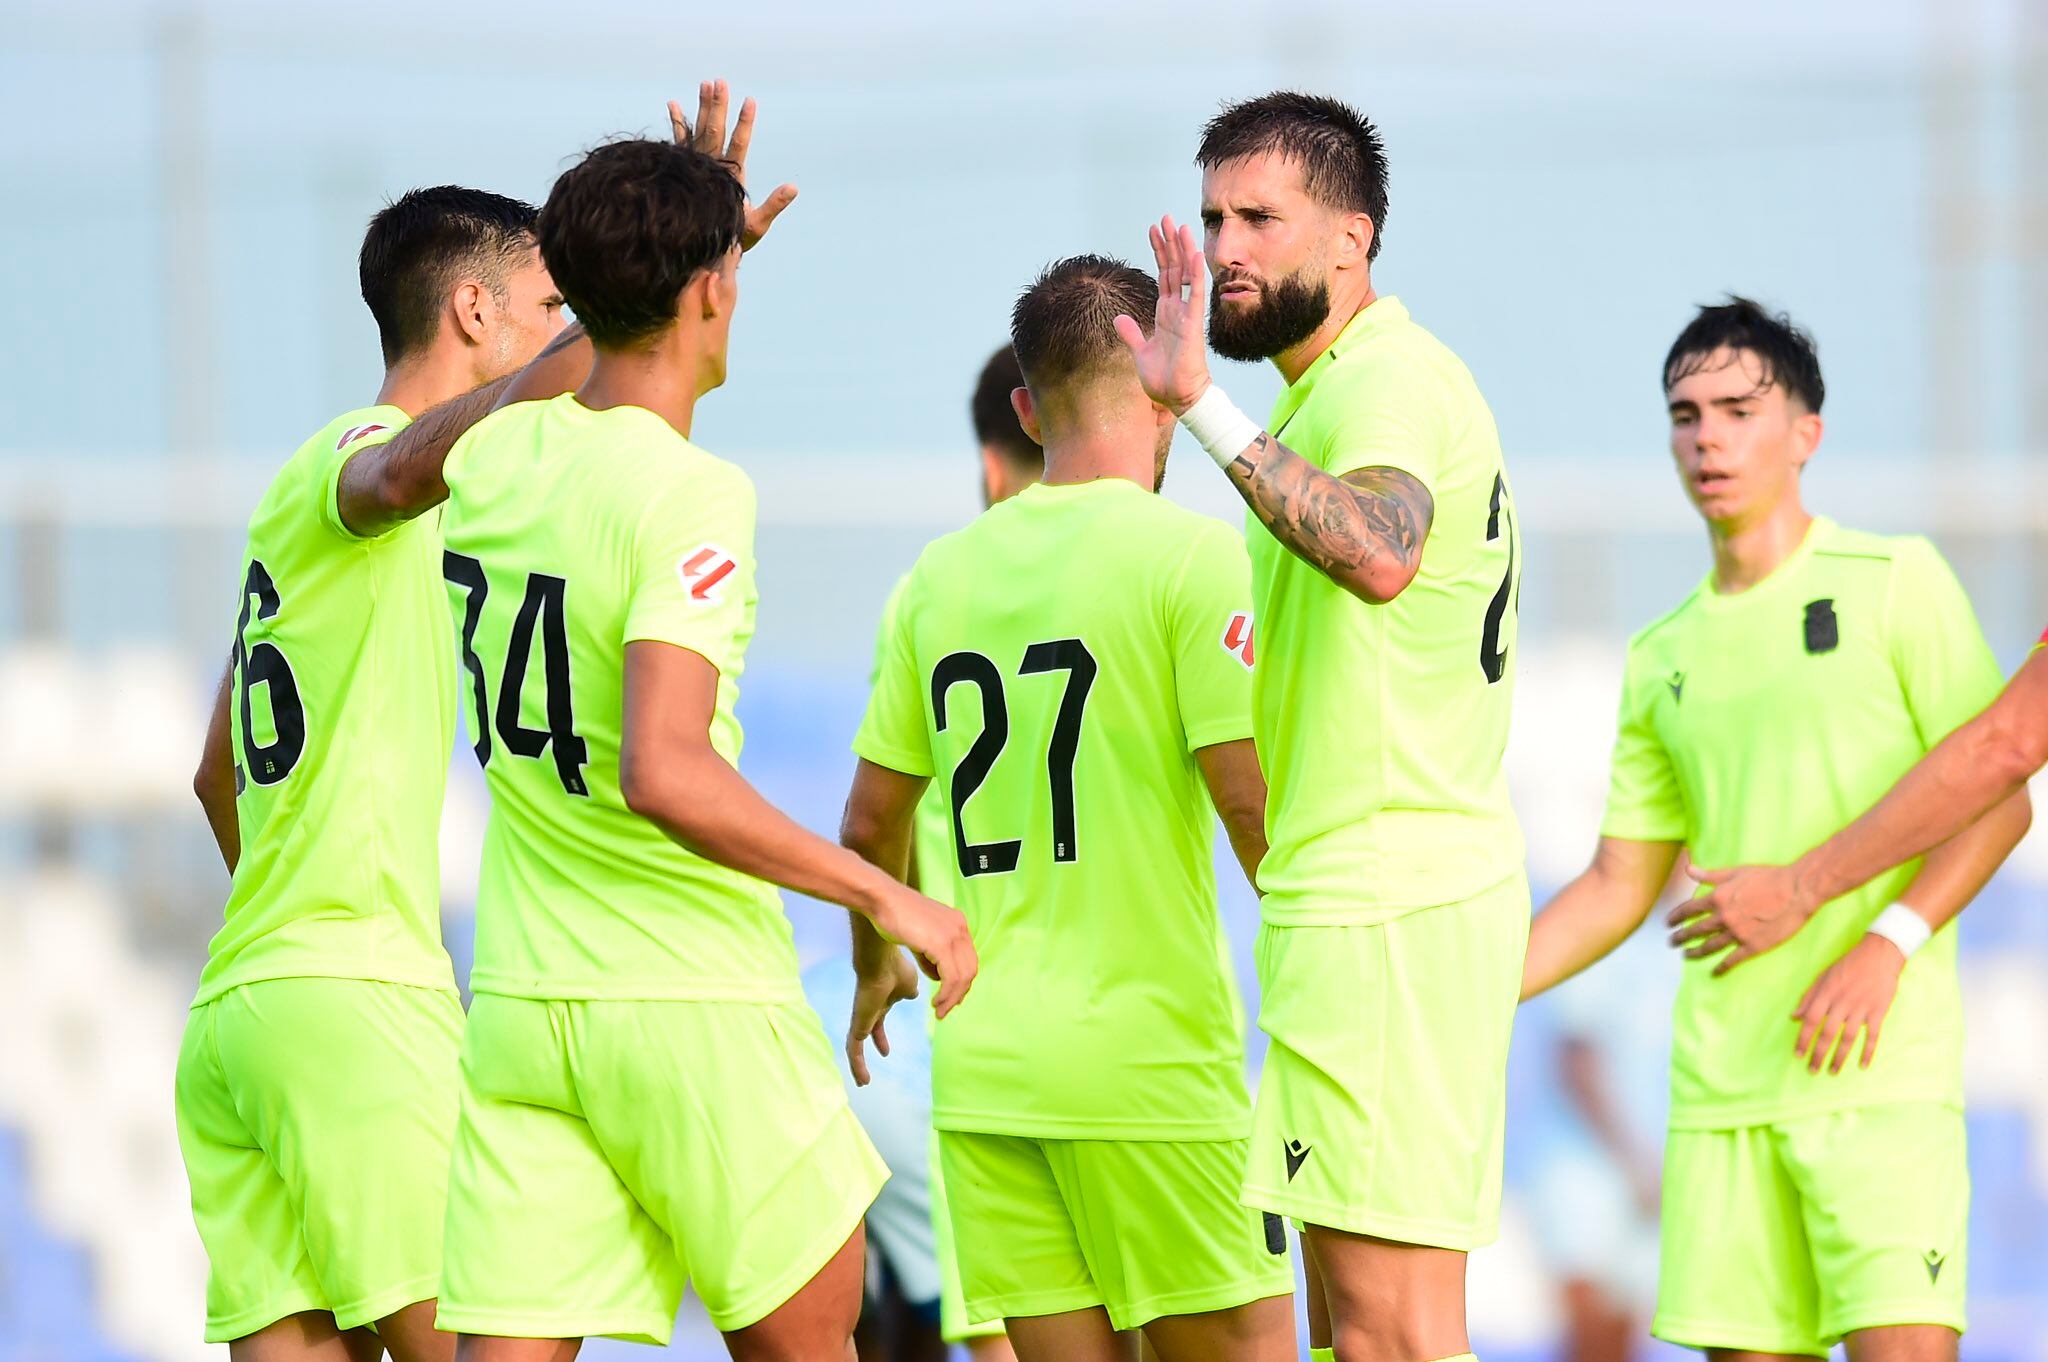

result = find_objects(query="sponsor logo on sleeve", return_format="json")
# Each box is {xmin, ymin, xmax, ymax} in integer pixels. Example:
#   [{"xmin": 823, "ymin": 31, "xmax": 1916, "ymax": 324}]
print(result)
[
  {"xmin": 1221, "ymin": 611, "xmax": 1255, "ymax": 668},
  {"xmin": 335, "ymin": 423, "xmax": 388, "ymax": 450},
  {"xmin": 678, "ymin": 545, "xmax": 738, "ymax": 604}
]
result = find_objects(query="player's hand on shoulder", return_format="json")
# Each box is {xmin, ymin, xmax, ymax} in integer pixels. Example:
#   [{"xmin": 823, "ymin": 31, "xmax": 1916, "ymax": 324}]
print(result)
[
  {"xmin": 845, "ymin": 947, "xmax": 920, "ymax": 1087},
  {"xmin": 668, "ymin": 80, "xmax": 798, "ymax": 251},
  {"xmin": 1667, "ymin": 860, "xmax": 1815, "ymax": 974},
  {"xmin": 871, "ymin": 884, "xmax": 977, "ymax": 1019},
  {"xmin": 1793, "ymin": 934, "xmax": 1906, "ymax": 1075}
]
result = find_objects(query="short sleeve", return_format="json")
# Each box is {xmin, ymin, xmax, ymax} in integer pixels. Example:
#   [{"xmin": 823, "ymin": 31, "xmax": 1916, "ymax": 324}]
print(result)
[
  {"xmin": 622, "ymin": 462, "xmax": 757, "ymax": 675},
  {"xmin": 1169, "ymin": 522, "xmax": 1257, "ymax": 752},
  {"xmin": 1300, "ymin": 353, "xmax": 1445, "ymax": 493},
  {"xmin": 316, "ymin": 420, "xmax": 403, "ymax": 540},
  {"xmin": 1886, "ymin": 538, "xmax": 2005, "ymax": 748},
  {"xmin": 1598, "ymin": 646, "xmax": 1689, "ymax": 843},
  {"xmin": 852, "ymin": 569, "xmax": 936, "ymax": 778}
]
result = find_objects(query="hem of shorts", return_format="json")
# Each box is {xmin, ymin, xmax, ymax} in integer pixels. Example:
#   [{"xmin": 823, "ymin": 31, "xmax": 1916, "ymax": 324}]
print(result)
[
  {"xmin": 1257, "ymin": 869, "xmax": 1523, "ymax": 927},
  {"xmin": 704, "ymin": 1127, "xmax": 887, "ymax": 1332},
  {"xmin": 432, "ymin": 1304, "xmax": 670, "ymax": 1346},
  {"xmin": 204, "ymin": 1292, "xmax": 332, "ymax": 1343},
  {"xmin": 932, "ymin": 1112, "xmax": 1252, "ymax": 1142},
  {"xmin": 1651, "ymin": 1313, "xmax": 1825, "ymax": 1355},
  {"xmin": 967, "ymin": 1284, "xmax": 1105, "ymax": 1325},
  {"xmin": 1666, "ymin": 1092, "xmax": 1965, "ymax": 1131},
  {"xmin": 1240, "ymin": 1184, "xmax": 1492, "ymax": 1251},
  {"xmin": 191, "ymin": 965, "xmax": 459, "ymax": 1008},
  {"xmin": 468, "ymin": 978, "xmax": 802, "ymax": 1005},
  {"xmin": 941, "ymin": 1318, "xmax": 1012, "ymax": 1344},
  {"xmin": 1821, "ymin": 1303, "xmax": 1966, "ymax": 1344},
  {"xmin": 1104, "ymin": 1270, "xmax": 1297, "ymax": 1332},
  {"xmin": 329, "ymin": 1276, "xmax": 441, "ymax": 1333}
]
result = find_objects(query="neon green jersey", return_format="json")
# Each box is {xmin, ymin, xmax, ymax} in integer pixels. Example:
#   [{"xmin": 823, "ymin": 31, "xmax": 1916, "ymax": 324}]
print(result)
[
  {"xmin": 1250, "ymin": 296, "xmax": 1524, "ymax": 923},
  {"xmin": 1602, "ymin": 518, "xmax": 2000, "ymax": 1128},
  {"xmin": 855, "ymin": 478, "xmax": 1257, "ymax": 1140},
  {"xmin": 197, "ymin": 406, "xmax": 457, "ymax": 1005},
  {"xmin": 871, "ymin": 575, "xmax": 957, "ymax": 899},
  {"xmin": 441, "ymin": 394, "xmax": 798, "ymax": 1002}
]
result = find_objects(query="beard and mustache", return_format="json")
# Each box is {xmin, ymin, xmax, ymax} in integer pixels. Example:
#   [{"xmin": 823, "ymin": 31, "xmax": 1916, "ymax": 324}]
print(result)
[{"xmin": 1207, "ymin": 266, "xmax": 1332, "ymax": 362}]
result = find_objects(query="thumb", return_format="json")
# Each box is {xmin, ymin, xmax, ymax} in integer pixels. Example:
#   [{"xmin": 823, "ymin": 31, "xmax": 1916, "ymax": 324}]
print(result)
[
  {"xmin": 1685, "ymin": 863, "xmax": 1725, "ymax": 885},
  {"xmin": 1113, "ymin": 314, "xmax": 1146, "ymax": 353}
]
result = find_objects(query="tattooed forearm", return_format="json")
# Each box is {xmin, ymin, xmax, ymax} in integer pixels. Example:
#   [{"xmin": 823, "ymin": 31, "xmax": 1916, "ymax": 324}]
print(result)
[{"xmin": 1225, "ymin": 433, "xmax": 1434, "ymax": 602}]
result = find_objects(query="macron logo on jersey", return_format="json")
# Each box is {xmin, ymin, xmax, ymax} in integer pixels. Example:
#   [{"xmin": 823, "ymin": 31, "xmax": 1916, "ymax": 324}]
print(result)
[
  {"xmin": 1221, "ymin": 612, "xmax": 1255, "ymax": 668},
  {"xmin": 678, "ymin": 545, "xmax": 738, "ymax": 604},
  {"xmin": 335, "ymin": 423, "xmax": 388, "ymax": 450}
]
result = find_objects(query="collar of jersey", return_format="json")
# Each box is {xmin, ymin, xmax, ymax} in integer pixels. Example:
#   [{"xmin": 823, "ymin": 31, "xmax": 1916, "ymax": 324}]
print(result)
[
  {"xmin": 1695, "ymin": 515, "xmax": 1834, "ymax": 614},
  {"xmin": 1020, "ymin": 476, "xmax": 1148, "ymax": 500},
  {"xmin": 1269, "ymin": 294, "xmax": 1409, "ymax": 434}
]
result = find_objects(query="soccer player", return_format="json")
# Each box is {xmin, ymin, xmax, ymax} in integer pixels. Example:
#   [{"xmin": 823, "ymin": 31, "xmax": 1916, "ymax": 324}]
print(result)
[
  {"xmin": 180, "ymin": 186, "xmax": 567, "ymax": 1362},
  {"xmin": 841, "ymin": 254, "xmax": 1294, "ymax": 1362},
  {"xmin": 1522, "ymin": 298, "xmax": 2029, "ymax": 1362},
  {"xmin": 427, "ymin": 132, "xmax": 974, "ymax": 1362},
  {"xmin": 1118, "ymin": 93, "xmax": 1524, "ymax": 1362}
]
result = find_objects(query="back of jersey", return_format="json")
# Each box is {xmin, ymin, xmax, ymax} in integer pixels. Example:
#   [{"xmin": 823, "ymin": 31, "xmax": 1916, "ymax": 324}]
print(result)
[
  {"xmin": 439, "ymin": 394, "xmax": 799, "ymax": 1004},
  {"xmin": 855, "ymin": 478, "xmax": 1256, "ymax": 1141},
  {"xmin": 199, "ymin": 406, "xmax": 457, "ymax": 1004}
]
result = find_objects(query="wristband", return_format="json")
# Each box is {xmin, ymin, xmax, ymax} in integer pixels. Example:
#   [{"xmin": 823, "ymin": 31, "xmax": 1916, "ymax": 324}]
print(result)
[
  {"xmin": 1868, "ymin": 902, "xmax": 1933, "ymax": 958},
  {"xmin": 1178, "ymin": 384, "xmax": 1264, "ymax": 470}
]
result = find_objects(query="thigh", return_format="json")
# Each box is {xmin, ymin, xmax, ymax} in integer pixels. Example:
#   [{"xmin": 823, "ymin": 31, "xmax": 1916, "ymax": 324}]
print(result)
[
  {"xmin": 1003, "ymin": 1307, "xmax": 1135, "ymax": 1362},
  {"xmin": 1052, "ymin": 1138, "xmax": 1293, "ymax": 1335},
  {"xmin": 1247, "ymin": 878, "xmax": 1527, "ymax": 1250},
  {"xmin": 1301, "ymin": 1224, "xmax": 1469, "ymax": 1362},
  {"xmin": 1778, "ymin": 1105, "xmax": 1968, "ymax": 1346},
  {"xmin": 938, "ymin": 1130, "xmax": 1102, "ymax": 1326},
  {"xmin": 179, "ymin": 997, "xmax": 329, "ymax": 1342},
  {"xmin": 215, "ymin": 979, "xmax": 465, "ymax": 1331},
  {"xmin": 435, "ymin": 994, "xmax": 681, "ymax": 1346},
  {"xmin": 575, "ymin": 999, "xmax": 886, "ymax": 1334},
  {"xmin": 1654, "ymin": 1126, "xmax": 1824, "ymax": 1357},
  {"xmin": 721, "ymin": 1224, "xmax": 867, "ymax": 1362}
]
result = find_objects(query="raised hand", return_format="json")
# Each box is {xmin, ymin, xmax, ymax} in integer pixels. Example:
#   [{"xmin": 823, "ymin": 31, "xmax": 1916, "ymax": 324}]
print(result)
[
  {"xmin": 1668, "ymin": 861, "xmax": 1817, "ymax": 974},
  {"xmin": 668, "ymin": 79, "xmax": 799, "ymax": 251},
  {"xmin": 1114, "ymin": 215, "xmax": 1214, "ymax": 415}
]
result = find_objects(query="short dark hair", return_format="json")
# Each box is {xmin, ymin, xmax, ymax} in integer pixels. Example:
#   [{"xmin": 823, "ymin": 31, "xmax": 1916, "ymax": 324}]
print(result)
[
  {"xmin": 969, "ymin": 346, "xmax": 1037, "ymax": 467},
  {"xmin": 1663, "ymin": 297, "xmax": 1825, "ymax": 413},
  {"xmin": 537, "ymin": 139, "xmax": 745, "ymax": 349},
  {"xmin": 1198, "ymin": 91, "xmax": 1390, "ymax": 261},
  {"xmin": 1009, "ymin": 255, "xmax": 1156, "ymax": 393},
  {"xmin": 359, "ymin": 186, "xmax": 539, "ymax": 366}
]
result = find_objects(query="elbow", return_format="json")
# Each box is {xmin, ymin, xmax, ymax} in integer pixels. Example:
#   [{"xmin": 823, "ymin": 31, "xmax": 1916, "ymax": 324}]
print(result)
[
  {"xmin": 1982, "ymin": 712, "xmax": 2047, "ymax": 792},
  {"xmin": 618, "ymin": 753, "xmax": 680, "ymax": 828},
  {"xmin": 1345, "ymin": 559, "xmax": 1419, "ymax": 606}
]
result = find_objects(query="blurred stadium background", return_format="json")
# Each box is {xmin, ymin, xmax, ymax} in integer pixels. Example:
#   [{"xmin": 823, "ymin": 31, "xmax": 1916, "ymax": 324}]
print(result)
[{"xmin": 4, "ymin": 0, "xmax": 2047, "ymax": 1358}]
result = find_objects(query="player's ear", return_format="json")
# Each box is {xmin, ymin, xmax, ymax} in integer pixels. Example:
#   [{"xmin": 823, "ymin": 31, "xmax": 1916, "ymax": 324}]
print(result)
[
  {"xmin": 451, "ymin": 279, "xmax": 491, "ymax": 346},
  {"xmin": 1336, "ymin": 210, "xmax": 1374, "ymax": 271},
  {"xmin": 1010, "ymin": 385, "xmax": 1044, "ymax": 447},
  {"xmin": 1790, "ymin": 410, "xmax": 1823, "ymax": 470}
]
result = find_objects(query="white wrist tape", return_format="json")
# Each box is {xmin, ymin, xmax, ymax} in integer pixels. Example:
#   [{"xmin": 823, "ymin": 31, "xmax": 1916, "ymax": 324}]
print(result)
[
  {"xmin": 1868, "ymin": 902, "xmax": 1933, "ymax": 958},
  {"xmin": 1178, "ymin": 384, "xmax": 1264, "ymax": 470}
]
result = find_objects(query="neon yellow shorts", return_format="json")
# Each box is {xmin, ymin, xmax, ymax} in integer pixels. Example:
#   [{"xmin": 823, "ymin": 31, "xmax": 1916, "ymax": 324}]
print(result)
[
  {"xmin": 937, "ymin": 1130, "xmax": 1293, "ymax": 1332},
  {"xmin": 1243, "ymin": 874, "xmax": 1528, "ymax": 1249},
  {"xmin": 1655, "ymin": 1103, "xmax": 1968, "ymax": 1353},
  {"xmin": 930, "ymin": 1128, "xmax": 1008, "ymax": 1343},
  {"xmin": 437, "ymin": 994, "xmax": 887, "ymax": 1341},
  {"xmin": 174, "ymin": 977, "xmax": 464, "ymax": 1342}
]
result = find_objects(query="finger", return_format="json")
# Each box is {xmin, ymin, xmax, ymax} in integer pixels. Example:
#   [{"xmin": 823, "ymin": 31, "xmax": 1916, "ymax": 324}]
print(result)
[
  {"xmin": 1669, "ymin": 915, "xmax": 1723, "ymax": 947},
  {"xmin": 1685, "ymin": 864, "xmax": 1725, "ymax": 885},
  {"xmin": 933, "ymin": 960, "xmax": 963, "ymax": 1018},
  {"xmin": 1113, "ymin": 314, "xmax": 1147, "ymax": 353},
  {"xmin": 1860, "ymin": 1013, "xmax": 1883, "ymax": 1069},
  {"xmin": 916, "ymin": 950, "xmax": 940, "ymax": 982},
  {"xmin": 1158, "ymin": 217, "xmax": 1183, "ymax": 303},
  {"xmin": 1682, "ymin": 932, "xmax": 1732, "ymax": 960},
  {"xmin": 668, "ymin": 99, "xmax": 690, "ymax": 147},
  {"xmin": 745, "ymin": 184, "xmax": 798, "ymax": 242},
  {"xmin": 1809, "ymin": 1017, "xmax": 1844, "ymax": 1073},
  {"xmin": 726, "ymin": 95, "xmax": 757, "ymax": 170},
  {"xmin": 1829, "ymin": 1017, "xmax": 1860, "ymax": 1074},
  {"xmin": 1180, "ymin": 224, "xmax": 1208, "ymax": 317},
  {"xmin": 1795, "ymin": 1007, "xmax": 1823, "ymax": 1058},
  {"xmin": 1795, "ymin": 978, "xmax": 1822, "ymax": 1018},
  {"xmin": 1666, "ymin": 896, "xmax": 1713, "ymax": 928},
  {"xmin": 1712, "ymin": 944, "xmax": 1757, "ymax": 976},
  {"xmin": 694, "ymin": 79, "xmax": 729, "ymax": 156},
  {"xmin": 846, "ymin": 1034, "xmax": 871, "ymax": 1087},
  {"xmin": 1148, "ymin": 221, "xmax": 1172, "ymax": 283},
  {"xmin": 873, "ymin": 1016, "xmax": 891, "ymax": 1057}
]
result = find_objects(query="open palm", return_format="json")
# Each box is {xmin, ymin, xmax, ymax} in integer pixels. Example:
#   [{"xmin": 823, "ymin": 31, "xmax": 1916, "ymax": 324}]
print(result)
[{"xmin": 1114, "ymin": 215, "xmax": 1214, "ymax": 414}]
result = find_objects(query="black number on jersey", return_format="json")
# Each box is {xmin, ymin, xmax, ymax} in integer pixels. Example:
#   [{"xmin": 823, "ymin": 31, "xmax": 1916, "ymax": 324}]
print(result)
[
  {"xmin": 232, "ymin": 558, "xmax": 307, "ymax": 788},
  {"xmin": 443, "ymin": 552, "xmax": 590, "ymax": 797},
  {"xmin": 931, "ymin": 639, "xmax": 1098, "ymax": 877},
  {"xmin": 1480, "ymin": 472, "xmax": 1518, "ymax": 684}
]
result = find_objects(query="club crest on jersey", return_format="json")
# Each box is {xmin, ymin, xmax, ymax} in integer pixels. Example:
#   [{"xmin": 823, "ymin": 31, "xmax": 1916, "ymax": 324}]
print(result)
[
  {"xmin": 335, "ymin": 423, "xmax": 388, "ymax": 450},
  {"xmin": 677, "ymin": 545, "xmax": 738, "ymax": 604},
  {"xmin": 1221, "ymin": 612, "xmax": 1255, "ymax": 668}
]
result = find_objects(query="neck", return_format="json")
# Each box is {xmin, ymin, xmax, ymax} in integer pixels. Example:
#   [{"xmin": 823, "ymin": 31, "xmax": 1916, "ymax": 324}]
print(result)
[
  {"xmin": 374, "ymin": 345, "xmax": 482, "ymax": 418},
  {"xmin": 576, "ymin": 339, "xmax": 703, "ymax": 438},
  {"xmin": 1273, "ymin": 274, "xmax": 1378, "ymax": 386},
  {"xmin": 1708, "ymin": 496, "xmax": 1813, "ymax": 594},
  {"xmin": 1038, "ymin": 430, "xmax": 1156, "ymax": 489}
]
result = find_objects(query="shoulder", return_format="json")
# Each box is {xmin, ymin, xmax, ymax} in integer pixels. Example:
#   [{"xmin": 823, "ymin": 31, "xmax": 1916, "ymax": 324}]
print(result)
[
  {"xmin": 1809, "ymin": 521, "xmax": 1908, "ymax": 567},
  {"xmin": 1624, "ymin": 587, "xmax": 1704, "ymax": 662}
]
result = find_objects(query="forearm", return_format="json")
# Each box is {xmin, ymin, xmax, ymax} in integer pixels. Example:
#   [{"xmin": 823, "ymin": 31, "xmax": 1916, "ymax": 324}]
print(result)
[
  {"xmin": 336, "ymin": 374, "xmax": 516, "ymax": 537},
  {"xmin": 1218, "ymin": 812, "xmax": 1267, "ymax": 895},
  {"xmin": 1522, "ymin": 866, "xmax": 1658, "ymax": 1000},
  {"xmin": 1888, "ymin": 787, "xmax": 2031, "ymax": 932},
  {"xmin": 1220, "ymin": 431, "xmax": 1428, "ymax": 603},
  {"xmin": 193, "ymin": 660, "xmax": 240, "ymax": 871}
]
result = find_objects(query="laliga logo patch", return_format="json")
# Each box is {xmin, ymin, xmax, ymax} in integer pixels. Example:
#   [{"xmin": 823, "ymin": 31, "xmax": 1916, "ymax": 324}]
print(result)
[
  {"xmin": 335, "ymin": 423, "xmax": 388, "ymax": 450},
  {"xmin": 677, "ymin": 545, "xmax": 738, "ymax": 604},
  {"xmin": 1221, "ymin": 612, "xmax": 1255, "ymax": 668}
]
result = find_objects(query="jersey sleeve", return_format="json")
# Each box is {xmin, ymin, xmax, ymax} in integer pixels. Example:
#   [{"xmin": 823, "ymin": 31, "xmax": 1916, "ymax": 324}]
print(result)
[
  {"xmin": 622, "ymin": 461, "xmax": 757, "ymax": 676},
  {"xmin": 1169, "ymin": 522, "xmax": 1257, "ymax": 752},
  {"xmin": 1301, "ymin": 352, "xmax": 1446, "ymax": 494},
  {"xmin": 1598, "ymin": 644, "xmax": 1689, "ymax": 843},
  {"xmin": 315, "ymin": 421, "xmax": 403, "ymax": 541},
  {"xmin": 852, "ymin": 567, "xmax": 936, "ymax": 777},
  {"xmin": 1885, "ymin": 537, "xmax": 2005, "ymax": 748}
]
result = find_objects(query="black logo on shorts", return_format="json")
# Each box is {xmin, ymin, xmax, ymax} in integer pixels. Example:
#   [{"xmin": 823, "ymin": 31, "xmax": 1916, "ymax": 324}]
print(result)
[
  {"xmin": 1804, "ymin": 599, "xmax": 1839, "ymax": 654},
  {"xmin": 1284, "ymin": 1138, "xmax": 1312, "ymax": 1181},
  {"xmin": 1263, "ymin": 1212, "xmax": 1287, "ymax": 1255},
  {"xmin": 1924, "ymin": 1249, "xmax": 1947, "ymax": 1284},
  {"xmin": 1666, "ymin": 671, "xmax": 1686, "ymax": 703}
]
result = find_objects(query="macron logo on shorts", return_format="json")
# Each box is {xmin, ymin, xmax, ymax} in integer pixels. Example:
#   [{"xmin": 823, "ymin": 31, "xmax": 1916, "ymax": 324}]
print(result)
[
  {"xmin": 1221, "ymin": 611, "xmax": 1256, "ymax": 668},
  {"xmin": 678, "ymin": 545, "xmax": 738, "ymax": 604},
  {"xmin": 335, "ymin": 423, "xmax": 388, "ymax": 450}
]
